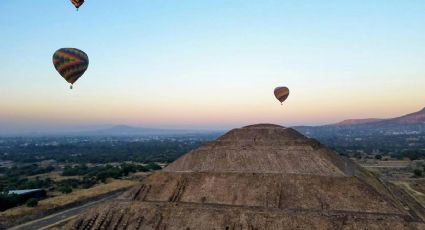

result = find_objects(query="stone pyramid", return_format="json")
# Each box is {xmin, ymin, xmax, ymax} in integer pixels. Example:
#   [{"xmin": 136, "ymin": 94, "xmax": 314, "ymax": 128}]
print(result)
[{"xmin": 67, "ymin": 124, "xmax": 424, "ymax": 229}]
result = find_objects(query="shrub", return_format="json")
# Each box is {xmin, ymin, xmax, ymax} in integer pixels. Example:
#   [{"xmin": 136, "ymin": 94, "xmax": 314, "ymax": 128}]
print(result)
[
  {"xmin": 26, "ymin": 198, "xmax": 38, "ymax": 207},
  {"xmin": 145, "ymin": 162, "xmax": 162, "ymax": 171},
  {"xmin": 413, "ymin": 169, "xmax": 423, "ymax": 177},
  {"xmin": 58, "ymin": 185, "xmax": 73, "ymax": 194},
  {"xmin": 0, "ymin": 193, "xmax": 19, "ymax": 211}
]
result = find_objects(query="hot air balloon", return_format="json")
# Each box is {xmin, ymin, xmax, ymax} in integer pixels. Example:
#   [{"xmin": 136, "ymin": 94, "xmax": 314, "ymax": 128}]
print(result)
[
  {"xmin": 274, "ymin": 86, "xmax": 289, "ymax": 105},
  {"xmin": 70, "ymin": 0, "xmax": 84, "ymax": 10},
  {"xmin": 53, "ymin": 48, "xmax": 89, "ymax": 89}
]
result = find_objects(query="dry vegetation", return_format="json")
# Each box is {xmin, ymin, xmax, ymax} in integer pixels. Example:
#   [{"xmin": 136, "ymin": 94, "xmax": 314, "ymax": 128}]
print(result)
[{"xmin": 0, "ymin": 179, "xmax": 137, "ymax": 224}]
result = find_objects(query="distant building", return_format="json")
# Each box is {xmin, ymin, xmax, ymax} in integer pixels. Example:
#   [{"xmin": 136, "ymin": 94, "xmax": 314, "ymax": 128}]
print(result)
[{"xmin": 8, "ymin": 189, "xmax": 46, "ymax": 201}]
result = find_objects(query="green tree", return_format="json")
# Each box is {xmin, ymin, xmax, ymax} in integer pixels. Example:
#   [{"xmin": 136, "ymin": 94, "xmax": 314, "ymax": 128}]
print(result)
[
  {"xmin": 145, "ymin": 162, "xmax": 162, "ymax": 171},
  {"xmin": 0, "ymin": 193, "xmax": 19, "ymax": 211},
  {"xmin": 413, "ymin": 169, "xmax": 423, "ymax": 177},
  {"xmin": 26, "ymin": 198, "xmax": 38, "ymax": 207},
  {"xmin": 58, "ymin": 185, "xmax": 73, "ymax": 194},
  {"xmin": 81, "ymin": 177, "xmax": 96, "ymax": 189}
]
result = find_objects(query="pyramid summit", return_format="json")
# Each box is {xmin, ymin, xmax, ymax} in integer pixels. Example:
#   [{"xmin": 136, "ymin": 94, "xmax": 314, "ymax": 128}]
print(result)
[
  {"xmin": 67, "ymin": 124, "xmax": 425, "ymax": 230},
  {"xmin": 164, "ymin": 124, "xmax": 352, "ymax": 176}
]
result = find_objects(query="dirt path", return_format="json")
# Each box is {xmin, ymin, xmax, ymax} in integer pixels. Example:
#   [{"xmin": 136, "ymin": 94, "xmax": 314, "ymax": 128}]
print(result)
[{"xmin": 395, "ymin": 181, "xmax": 425, "ymax": 197}]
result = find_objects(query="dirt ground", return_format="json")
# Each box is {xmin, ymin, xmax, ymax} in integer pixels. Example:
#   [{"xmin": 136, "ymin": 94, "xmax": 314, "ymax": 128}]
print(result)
[{"xmin": 356, "ymin": 159, "xmax": 425, "ymax": 218}]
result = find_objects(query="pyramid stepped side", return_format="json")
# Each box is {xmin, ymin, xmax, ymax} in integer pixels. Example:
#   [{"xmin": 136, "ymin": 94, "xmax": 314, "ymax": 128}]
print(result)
[
  {"xmin": 66, "ymin": 124, "xmax": 425, "ymax": 230},
  {"xmin": 165, "ymin": 125, "xmax": 352, "ymax": 176},
  {"xmin": 121, "ymin": 172, "xmax": 404, "ymax": 215},
  {"xmin": 71, "ymin": 202, "xmax": 421, "ymax": 230}
]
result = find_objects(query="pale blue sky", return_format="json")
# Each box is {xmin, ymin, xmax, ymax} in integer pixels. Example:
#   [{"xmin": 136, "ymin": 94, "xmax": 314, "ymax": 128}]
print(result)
[{"xmin": 0, "ymin": 1, "xmax": 424, "ymax": 133}]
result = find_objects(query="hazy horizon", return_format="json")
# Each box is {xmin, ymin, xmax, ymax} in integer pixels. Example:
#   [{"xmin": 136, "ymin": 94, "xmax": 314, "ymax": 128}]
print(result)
[
  {"xmin": 1, "ymin": 1, "xmax": 424, "ymax": 133},
  {"xmin": 1, "ymin": 105, "xmax": 424, "ymax": 135}
]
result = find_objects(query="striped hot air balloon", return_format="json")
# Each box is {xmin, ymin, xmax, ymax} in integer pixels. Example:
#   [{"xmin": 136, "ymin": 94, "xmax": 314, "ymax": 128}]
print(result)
[
  {"xmin": 274, "ymin": 86, "xmax": 290, "ymax": 105},
  {"xmin": 53, "ymin": 48, "xmax": 89, "ymax": 89},
  {"xmin": 70, "ymin": 0, "xmax": 84, "ymax": 10}
]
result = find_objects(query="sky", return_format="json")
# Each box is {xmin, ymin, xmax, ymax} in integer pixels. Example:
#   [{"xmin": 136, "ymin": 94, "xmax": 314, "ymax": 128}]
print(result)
[{"xmin": 0, "ymin": 0, "xmax": 424, "ymax": 133}]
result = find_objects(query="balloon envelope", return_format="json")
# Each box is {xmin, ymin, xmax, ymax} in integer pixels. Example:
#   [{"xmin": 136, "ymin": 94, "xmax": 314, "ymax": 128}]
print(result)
[
  {"xmin": 274, "ymin": 87, "xmax": 290, "ymax": 104},
  {"xmin": 70, "ymin": 0, "xmax": 84, "ymax": 9},
  {"xmin": 53, "ymin": 48, "xmax": 89, "ymax": 86}
]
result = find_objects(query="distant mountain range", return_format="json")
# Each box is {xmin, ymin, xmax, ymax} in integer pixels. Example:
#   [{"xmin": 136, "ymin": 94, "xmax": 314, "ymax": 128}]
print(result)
[
  {"xmin": 0, "ymin": 125, "xmax": 223, "ymax": 137},
  {"xmin": 334, "ymin": 107, "xmax": 425, "ymax": 126},
  {"xmin": 335, "ymin": 118, "xmax": 384, "ymax": 125},
  {"xmin": 50, "ymin": 107, "xmax": 425, "ymax": 136},
  {"xmin": 2, "ymin": 108, "xmax": 424, "ymax": 137},
  {"xmin": 295, "ymin": 107, "xmax": 425, "ymax": 137},
  {"xmin": 78, "ymin": 125, "xmax": 190, "ymax": 136},
  {"xmin": 68, "ymin": 125, "xmax": 222, "ymax": 137}
]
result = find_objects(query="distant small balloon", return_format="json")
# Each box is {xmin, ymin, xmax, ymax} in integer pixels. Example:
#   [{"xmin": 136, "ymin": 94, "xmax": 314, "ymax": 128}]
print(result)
[
  {"xmin": 274, "ymin": 87, "xmax": 290, "ymax": 105},
  {"xmin": 53, "ymin": 48, "xmax": 89, "ymax": 89},
  {"xmin": 70, "ymin": 0, "xmax": 84, "ymax": 10}
]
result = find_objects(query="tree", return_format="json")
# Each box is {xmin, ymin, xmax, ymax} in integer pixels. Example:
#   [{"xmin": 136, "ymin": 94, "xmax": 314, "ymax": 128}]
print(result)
[
  {"xmin": 96, "ymin": 171, "xmax": 109, "ymax": 183},
  {"xmin": 26, "ymin": 198, "xmax": 38, "ymax": 207},
  {"xmin": 0, "ymin": 193, "xmax": 19, "ymax": 211},
  {"xmin": 413, "ymin": 169, "xmax": 423, "ymax": 177},
  {"xmin": 58, "ymin": 185, "xmax": 73, "ymax": 194},
  {"xmin": 145, "ymin": 162, "xmax": 162, "ymax": 171},
  {"xmin": 81, "ymin": 177, "xmax": 96, "ymax": 189}
]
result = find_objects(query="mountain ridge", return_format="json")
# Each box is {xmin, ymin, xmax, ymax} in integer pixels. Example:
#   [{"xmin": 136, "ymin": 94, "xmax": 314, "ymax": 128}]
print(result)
[
  {"xmin": 295, "ymin": 107, "xmax": 425, "ymax": 137},
  {"xmin": 330, "ymin": 107, "xmax": 425, "ymax": 126}
]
